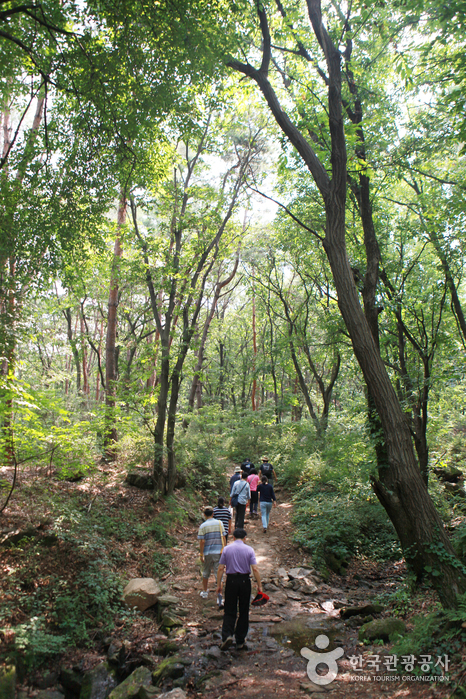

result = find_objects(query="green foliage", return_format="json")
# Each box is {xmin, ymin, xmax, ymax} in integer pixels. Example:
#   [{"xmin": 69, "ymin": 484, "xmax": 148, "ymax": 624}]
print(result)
[
  {"xmin": 144, "ymin": 496, "xmax": 188, "ymax": 546},
  {"xmin": 116, "ymin": 433, "xmax": 155, "ymax": 468},
  {"xmin": 0, "ymin": 474, "xmax": 192, "ymax": 672},
  {"xmin": 12, "ymin": 618, "xmax": 68, "ymax": 671},
  {"xmin": 51, "ymin": 562, "xmax": 124, "ymax": 642},
  {"xmin": 452, "ymin": 522, "xmax": 466, "ymax": 563},
  {"xmin": 292, "ymin": 429, "xmax": 402, "ymax": 571},
  {"xmin": 152, "ymin": 551, "xmax": 171, "ymax": 578},
  {"xmin": 177, "ymin": 411, "xmax": 231, "ymax": 495},
  {"xmin": 391, "ymin": 593, "xmax": 466, "ymax": 670},
  {"xmin": 221, "ymin": 407, "xmax": 278, "ymax": 462},
  {"xmin": 1, "ymin": 542, "xmax": 130, "ymax": 671}
]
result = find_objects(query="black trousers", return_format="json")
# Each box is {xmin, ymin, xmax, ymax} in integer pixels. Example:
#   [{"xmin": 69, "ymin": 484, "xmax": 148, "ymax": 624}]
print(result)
[
  {"xmin": 222, "ymin": 574, "xmax": 251, "ymax": 644},
  {"xmin": 235, "ymin": 503, "xmax": 246, "ymax": 529},
  {"xmin": 250, "ymin": 491, "xmax": 258, "ymax": 514}
]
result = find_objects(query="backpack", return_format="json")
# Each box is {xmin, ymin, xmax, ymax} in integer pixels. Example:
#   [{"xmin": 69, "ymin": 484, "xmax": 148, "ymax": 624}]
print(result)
[
  {"xmin": 261, "ymin": 463, "xmax": 273, "ymax": 478},
  {"xmin": 231, "ymin": 481, "xmax": 248, "ymax": 508}
]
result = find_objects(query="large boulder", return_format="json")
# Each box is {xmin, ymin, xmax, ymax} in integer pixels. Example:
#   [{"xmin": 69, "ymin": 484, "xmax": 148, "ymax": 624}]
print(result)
[
  {"xmin": 80, "ymin": 664, "xmax": 117, "ymax": 699},
  {"xmin": 359, "ymin": 617, "xmax": 406, "ymax": 643},
  {"xmin": 152, "ymin": 658, "xmax": 184, "ymax": 686},
  {"xmin": 433, "ymin": 465, "xmax": 463, "ymax": 483},
  {"xmin": 108, "ymin": 667, "xmax": 152, "ymax": 699},
  {"xmin": 125, "ymin": 471, "xmax": 154, "ymax": 490},
  {"xmin": 341, "ymin": 604, "xmax": 384, "ymax": 619},
  {"xmin": 123, "ymin": 579, "xmax": 162, "ymax": 611}
]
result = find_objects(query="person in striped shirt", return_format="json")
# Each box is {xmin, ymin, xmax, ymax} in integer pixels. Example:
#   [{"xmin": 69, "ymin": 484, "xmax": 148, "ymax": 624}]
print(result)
[
  {"xmin": 198, "ymin": 507, "xmax": 225, "ymax": 599},
  {"xmin": 213, "ymin": 497, "xmax": 232, "ymax": 542}
]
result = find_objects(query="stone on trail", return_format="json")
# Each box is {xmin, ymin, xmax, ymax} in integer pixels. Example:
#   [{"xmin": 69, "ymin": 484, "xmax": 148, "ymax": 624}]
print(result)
[
  {"xmin": 288, "ymin": 567, "xmax": 312, "ymax": 580},
  {"xmin": 358, "ymin": 617, "xmax": 406, "ymax": 643},
  {"xmin": 161, "ymin": 612, "xmax": 184, "ymax": 628},
  {"xmin": 108, "ymin": 668, "xmax": 152, "ymax": 699},
  {"xmin": 205, "ymin": 646, "xmax": 222, "ymax": 660},
  {"xmin": 123, "ymin": 579, "xmax": 162, "ymax": 611},
  {"xmin": 80, "ymin": 663, "xmax": 117, "ymax": 699},
  {"xmin": 158, "ymin": 691, "xmax": 187, "ymax": 699},
  {"xmin": 152, "ymin": 657, "xmax": 184, "ymax": 685},
  {"xmin": 298, "ymin": 578, "xmax": 319, "ymax": 595},
  {"xmin": 157, "ymin": 595, "xmax": 181, "ymax": 608},
  {"xmin": 341, "ymin": 604, "xmax": 384, "ymax": 619}
]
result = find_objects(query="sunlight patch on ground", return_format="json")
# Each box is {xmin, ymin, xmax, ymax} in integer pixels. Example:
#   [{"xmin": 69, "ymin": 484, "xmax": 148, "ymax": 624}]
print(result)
[{"xmin": 254, "ymin": 553, "xmax": 269, "ymax": 564}]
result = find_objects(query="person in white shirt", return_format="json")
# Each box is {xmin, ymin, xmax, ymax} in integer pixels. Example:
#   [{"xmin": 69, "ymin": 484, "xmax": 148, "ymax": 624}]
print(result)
[{"xmin": 230, "ymin": 472, "xmax": 250, "ymax": 529}]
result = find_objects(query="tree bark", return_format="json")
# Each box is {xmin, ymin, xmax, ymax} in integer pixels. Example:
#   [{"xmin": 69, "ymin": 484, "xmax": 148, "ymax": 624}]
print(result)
[
  {"xmin": 251, "ymin": 278, "xmax": 257, "ymax": 411},
  {"xmin": 104, "ymin": 192, "xmax": 126, "ymax": 458}
]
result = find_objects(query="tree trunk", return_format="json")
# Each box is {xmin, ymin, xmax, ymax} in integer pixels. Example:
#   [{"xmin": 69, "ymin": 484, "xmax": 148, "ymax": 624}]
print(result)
[
  {"xmin": 323, "ymin": 204, "xmax": 465, "ymax": 606},
  {"xmin": 183, "ymin": 260, "xmax": 238, "ymax": 429},
  {"xmin": 63, "ymin": 308, "xmax": 81, "ymax": 391},
  {"xmin": 80, "ymin": 313, "xmax": 89, "ymax": 396},
  {"xmin": 104, "ymin": 193, "xmax": 126, "ymax": 458},
  {"xmin": 251, "ymin": 279, "xmax": 257, "ymax": 411}
]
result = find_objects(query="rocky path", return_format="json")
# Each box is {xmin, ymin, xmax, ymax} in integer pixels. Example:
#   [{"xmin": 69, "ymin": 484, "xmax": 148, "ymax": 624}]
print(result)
[{"xmin": 160, "ymin": 490, "xmax": 453, "ymax": 699}]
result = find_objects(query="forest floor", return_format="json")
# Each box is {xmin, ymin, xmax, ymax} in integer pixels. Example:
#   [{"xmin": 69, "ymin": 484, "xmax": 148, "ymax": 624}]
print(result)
[{"xmin": 1, "ymin": 463, "xmax": 464, "ymax": 699}]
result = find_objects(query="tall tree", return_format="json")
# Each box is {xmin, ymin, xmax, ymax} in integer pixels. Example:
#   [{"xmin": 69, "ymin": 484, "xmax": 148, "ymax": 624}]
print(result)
[
  {"xmin": 228, "ymin": 0, "xmax": 466, "ymax": 606},
  {"xmin": 131, "ymin": 118, "xmax": 262, "ymax": 493}
]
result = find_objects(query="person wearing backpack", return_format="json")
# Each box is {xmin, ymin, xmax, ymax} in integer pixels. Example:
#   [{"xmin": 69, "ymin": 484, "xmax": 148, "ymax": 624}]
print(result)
[
  {"xmin": 260, "ymin": 457, "xmax": 276, "ymax": 488},
  {"xmin": 241, "ymin": 458, "xmax": 253, "ymax": 476},
  {"xmin": 230, "ymin": 472, "xmax": 250, "ymax": 529},
  {"xmin": 257, "ymin": 476, "xmax": 277, "ymax": 533}
]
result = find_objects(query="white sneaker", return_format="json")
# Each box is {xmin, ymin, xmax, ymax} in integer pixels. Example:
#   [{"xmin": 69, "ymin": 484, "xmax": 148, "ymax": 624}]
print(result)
[{"xmin": 200, "ymin": 591, "xmax": 208, "ymax": 599}]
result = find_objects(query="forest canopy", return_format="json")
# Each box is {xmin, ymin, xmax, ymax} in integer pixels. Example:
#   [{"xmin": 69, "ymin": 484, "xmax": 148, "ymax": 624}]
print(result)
[{"xmin": 1, "ymin": 0, "xmax": 466, "ymax": 620}]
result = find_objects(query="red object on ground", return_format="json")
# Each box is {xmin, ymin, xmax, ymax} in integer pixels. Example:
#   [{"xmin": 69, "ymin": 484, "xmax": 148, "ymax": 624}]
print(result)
[{"xmin": 251, "ymin": 592, "xmax": 270, "ymax": 606}]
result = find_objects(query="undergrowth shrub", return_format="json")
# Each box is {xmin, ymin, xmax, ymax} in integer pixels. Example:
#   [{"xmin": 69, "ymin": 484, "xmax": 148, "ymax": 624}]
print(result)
[
  {"xmin": 223, "ymin": 407, "xmax": 278, "ymax": 464},
  {"xmin": 177, "ymin": 412, "xmax": 229, "ymax": 494},
  {"xmin": 292, "ymin": 431, "xmax": 402, "ymax": 572},
  {"xmin": 152, "ymin": 551, "xmax": 171, "ymax": 577},
  {"xmin": 293, "ymin": 483, "xmax": 402, "ymax": 573},
  {"xmin": 390, "ymin": 592, "xmax": 466, "ymax": 675},
  {"xmin": 116, "ymin": 432, "xmax": 154, "ymax": 467},
  {"xmin": 452, "ymin": 520, "xmax": 466, "ymax": 562}
]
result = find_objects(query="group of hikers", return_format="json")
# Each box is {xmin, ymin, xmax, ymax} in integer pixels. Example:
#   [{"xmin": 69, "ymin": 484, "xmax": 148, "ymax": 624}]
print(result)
[{"xmin": 197, "ymin": 457, "xmax": 278, "ymax": 651}]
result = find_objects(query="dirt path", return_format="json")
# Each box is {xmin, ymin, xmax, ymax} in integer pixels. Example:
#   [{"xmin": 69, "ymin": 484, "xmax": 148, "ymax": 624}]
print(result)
[{"xmin": 162, "ymin": 488, "xmax": 455, "ymax": 699}]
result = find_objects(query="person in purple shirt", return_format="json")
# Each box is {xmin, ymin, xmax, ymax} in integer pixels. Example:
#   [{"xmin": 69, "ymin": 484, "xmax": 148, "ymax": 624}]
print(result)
[{"xmin": 216, "ymin": 528, "xmax": 262, "ymax": 651}]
